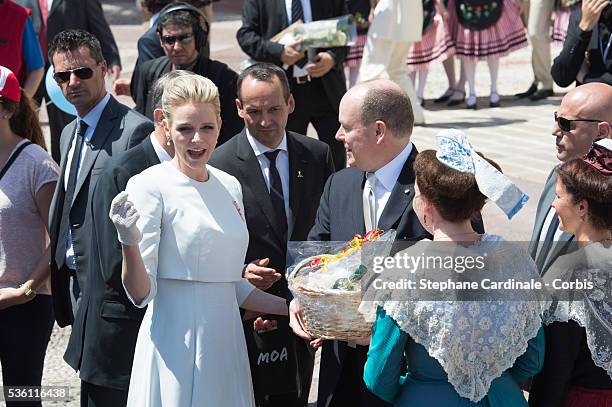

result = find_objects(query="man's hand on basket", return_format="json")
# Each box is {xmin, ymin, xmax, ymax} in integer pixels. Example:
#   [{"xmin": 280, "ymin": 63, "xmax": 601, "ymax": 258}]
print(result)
[
  {"xmin": 253, "ymin": 317, "xmax": 278, "ymax": 333},
  {"xmin": 309, "ymin": 338, "xmax": 323, "ymax": 349},
  {"xmin": 289, "ymin": 299, "xmax": 323, "ymax": 348},
  {"xmin": 243, "ymin": 258, "xmax": 281, "ymax": 290}
]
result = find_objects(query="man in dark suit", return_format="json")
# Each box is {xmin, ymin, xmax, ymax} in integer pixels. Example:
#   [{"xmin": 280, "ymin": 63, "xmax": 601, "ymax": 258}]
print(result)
[
  {"xmin": 289, "ymin": 79, "xmax": 429, "ymax": 407},
  {"xmin": 62, "ymin": 71, "xmax": 181, "ymax": 407},
  {"xmin": 48, "ymin": 30, "xmax": 152, "ymax": 333},
  {"xmin": 132, "ymin": 0, "xmax": 175, "ymax": 80},
  {"xmin": 237, "ymin": 0, "xmax": 349, "ymax": 171},
  {"xmin": 209, "ymin": 63, "xmax": 334, "ymax": 407},
  {"xmin": 28, "ymin": 0, "xmax": 122, "ymax": 163},
  {"xmin": 133, "ymin": 3, "xmax": 242, "ymax": 145},
  {"xmin": 551, "ymin": 0, "xmax": 612, "ymax": 87},
  {"xmin": 528, "ymin": 82, "xmax": 612, "ymax": 275},
  {"xmin": 114, "ymin": 0, "xmax": 211, "ymax": 98},
  {"xmin": 527, "ymin": 82, "xmax": 612, "ymax": 405}
]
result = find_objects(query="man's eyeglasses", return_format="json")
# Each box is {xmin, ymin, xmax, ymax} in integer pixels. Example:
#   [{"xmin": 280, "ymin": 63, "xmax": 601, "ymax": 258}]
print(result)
[
  {"xmin": 161, "ymin": 33, "xmax": 194, "ymax": 46},
  {"xmin": 53, "ymin": 67, "xmax": 94, "ymax": 84},
  {"xmin": 554, "ymin": 112, "xmax": 603, "ymax": 132}
]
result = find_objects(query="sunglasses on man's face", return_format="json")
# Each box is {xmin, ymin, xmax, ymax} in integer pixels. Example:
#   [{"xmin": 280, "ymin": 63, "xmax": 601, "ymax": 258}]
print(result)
[
  {"xmin": 554, "ymin": 112, "xmax": 602, "ymax": 132},
  {"xmin": 161, "ymin": 33, "xmax": 194, "ymax": 46},
  {"xmin": 53, "ymin": 67, "xmax": 94, "ymax": 84}
]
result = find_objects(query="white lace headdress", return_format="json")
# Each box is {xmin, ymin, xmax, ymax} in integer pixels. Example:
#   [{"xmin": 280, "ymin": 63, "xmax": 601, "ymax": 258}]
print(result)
[{"xmin": 436, "ymin": 129, "xmax": 529, "ymax": 219}]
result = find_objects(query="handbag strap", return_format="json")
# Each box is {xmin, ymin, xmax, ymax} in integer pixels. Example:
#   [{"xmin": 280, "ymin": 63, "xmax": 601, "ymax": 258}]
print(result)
[{"xmin": 0, "ymin": 141, "xmax": 33, "ymax": 181}]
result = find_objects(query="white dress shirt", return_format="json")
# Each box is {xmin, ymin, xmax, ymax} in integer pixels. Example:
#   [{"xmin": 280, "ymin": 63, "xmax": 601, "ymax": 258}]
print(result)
[
  {"xmin": 64, "ymin": 93, "xmax": 110, "ymax": 269},
  {"xmin": 370, "ymin": 142, "xmax": 413, "ymax": 225},
  {"xmin": 149, "ymin": 133, "xmax": 172, "ymax": 163},
  {"xmin": 246, "ymin": 129, "xmax": 293, "ymax": 232},
  {"xmin": 539, "ymin": 207, "xmax": 563, "ymax": 242}
]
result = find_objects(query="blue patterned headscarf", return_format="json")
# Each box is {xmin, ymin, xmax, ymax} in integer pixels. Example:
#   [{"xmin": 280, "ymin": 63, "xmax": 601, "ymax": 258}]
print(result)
[{"xmin": 435, "ymin": 129, "xmax": 529, "ymax": 220}]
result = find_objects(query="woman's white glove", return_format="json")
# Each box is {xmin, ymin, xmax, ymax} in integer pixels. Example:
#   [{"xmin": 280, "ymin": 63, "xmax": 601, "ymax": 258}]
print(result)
[{"xmin": 109, "ymin": 191, "xmax": 142, "ymax": 245}]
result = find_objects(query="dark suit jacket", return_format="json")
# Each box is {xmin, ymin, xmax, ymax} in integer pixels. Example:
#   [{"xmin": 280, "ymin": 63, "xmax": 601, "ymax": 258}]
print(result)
[
  {"xmin": 527, "ymin": 170, "xmax": 574, "ymax": 275},
  {"xmin": 307, "ymin": 147, "xmax": 428, "ymax": 406},
  {"xmin": 130, "ymin": 25, "xmax": 210, "ymax": 98},
  {"xmin": 46, "ymin": 0, "xmax": 121, "ymax": 68},
  {"xmin": 63, "ymin": 136, "xmax": 160, "ymax": 390},
  {"xmin": 138, "ymin": 25, "xmax": 162, "ymax": 63},
  {"xmin": 49, "ymin": 96, "xmax": 153, "ymax": 327},
  {"xmin": 209, "ymin": 129, "xmax": 334, "ymax": 299},
  {"xmin": 209, "ymin": 129, "xmax": 333, "ymax": 403},
  {"xmin": 133, "ymin": 54, "xmax": 243, "ymax": 146},
  {"xmin": 129, "ymin": 26, "xmax": 161, "ymax": 98},
  {"xmin": 236, "ymin": 0, "xmax": 348, "ymax": 112},
  {"xmin": 551, "ymin": 10, "xmax": 612, "ymax": 87}
]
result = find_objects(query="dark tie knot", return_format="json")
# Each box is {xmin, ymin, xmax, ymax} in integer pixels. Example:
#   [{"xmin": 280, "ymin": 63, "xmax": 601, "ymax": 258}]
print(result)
[
  {"xmin": 264, "ymin": 149, "xmax": 281, "ymax": 164},
  {"xmin": 77, "ymin": 120, "xmax": 89, "ymax": 137}
]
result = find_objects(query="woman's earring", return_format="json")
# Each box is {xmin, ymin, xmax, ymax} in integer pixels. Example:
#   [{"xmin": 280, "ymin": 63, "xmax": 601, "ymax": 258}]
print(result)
[{"xmin": 166, "ymin": 137, "xmax": 172, "ymax": 146}]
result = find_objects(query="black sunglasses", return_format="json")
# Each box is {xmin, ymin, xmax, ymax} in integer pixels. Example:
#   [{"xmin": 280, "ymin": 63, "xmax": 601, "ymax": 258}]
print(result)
[
  {"xmin": 53, "ymin": 67, "xmax": 94, "ymax": 84},
  {"xmin": 554, "ymin": 112, "xmax": 602, "ymax": 132},
  {"xmin": 161, "ymin": 33, "xmax": 194, "ymax": 46}
]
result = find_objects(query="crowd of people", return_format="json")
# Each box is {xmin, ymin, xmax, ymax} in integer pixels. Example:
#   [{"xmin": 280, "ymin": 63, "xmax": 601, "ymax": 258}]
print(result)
[
  {"xmin": 0, "ymin": 0, "xmax": 611, "ymax": 407},
  {"xmin": 345, "ymin": 0, "xmax": 612, "ymax": 116}
]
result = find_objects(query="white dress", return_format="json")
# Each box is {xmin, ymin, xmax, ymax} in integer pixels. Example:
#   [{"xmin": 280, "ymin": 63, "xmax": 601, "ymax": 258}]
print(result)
[{"xmin": 124, "ymin": 162, "xmax": 256, "ymax": 407}]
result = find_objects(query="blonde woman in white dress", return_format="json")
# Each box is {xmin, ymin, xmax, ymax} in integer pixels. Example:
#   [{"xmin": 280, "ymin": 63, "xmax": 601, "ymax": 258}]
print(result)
[{"xmin": 109, "ymin": 74, "xmax": 288, "ymax": 407}]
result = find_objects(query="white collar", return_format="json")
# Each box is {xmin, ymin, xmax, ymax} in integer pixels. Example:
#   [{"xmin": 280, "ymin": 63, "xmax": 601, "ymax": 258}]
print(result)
[
  {"xmin": 149, "ymin": 132, "xmax": 172, "ymax": 163},
  {"xmin": 373, "ymin": 142, "xmax": 413, "ymax": 192},
  {"xmin": 245, "ymin": 129, "xmax": 288, "ymax": 157}
]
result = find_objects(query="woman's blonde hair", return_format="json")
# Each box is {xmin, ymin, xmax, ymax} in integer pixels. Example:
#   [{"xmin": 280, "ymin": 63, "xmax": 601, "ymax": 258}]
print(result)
[{"xmin": 161, "ymin": 74, "xmax": 221, "ymax": 124}]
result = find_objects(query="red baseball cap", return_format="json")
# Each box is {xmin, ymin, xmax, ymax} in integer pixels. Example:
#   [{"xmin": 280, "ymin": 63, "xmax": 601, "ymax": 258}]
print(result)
[{"xmin": 0, "ymin": 66, "xmax": 21, "ymax": 103}]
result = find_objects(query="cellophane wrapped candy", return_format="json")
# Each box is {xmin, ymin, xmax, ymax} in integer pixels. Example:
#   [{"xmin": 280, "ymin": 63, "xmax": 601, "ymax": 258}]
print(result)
[{"xmin": 293, "ymin": 15, "xmax": 358, "ymax": 50}]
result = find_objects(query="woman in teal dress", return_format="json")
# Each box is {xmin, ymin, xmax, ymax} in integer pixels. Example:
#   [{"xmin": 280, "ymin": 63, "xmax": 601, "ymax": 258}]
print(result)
[{"xmin": 362, "ymin": 130, "xmax": 547, "ymax": 406}]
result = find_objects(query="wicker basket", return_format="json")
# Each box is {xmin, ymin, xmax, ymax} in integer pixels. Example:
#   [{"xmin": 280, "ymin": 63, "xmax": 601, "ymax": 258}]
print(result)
[{"xmin": 287, "ymin": 255, "xmax": 373, "ymax": 342}]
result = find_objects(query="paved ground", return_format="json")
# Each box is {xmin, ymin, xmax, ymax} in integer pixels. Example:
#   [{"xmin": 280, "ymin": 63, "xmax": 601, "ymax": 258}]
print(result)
[{"xmin": 1, "ymin": 1, "xmax": 573, "ymax": 405}]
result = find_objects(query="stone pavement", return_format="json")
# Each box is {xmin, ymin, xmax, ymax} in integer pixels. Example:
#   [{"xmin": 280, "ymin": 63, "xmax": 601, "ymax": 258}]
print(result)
[{"xmin": 1, "ymin": 2, "xmax": 573, "ymax": 405}]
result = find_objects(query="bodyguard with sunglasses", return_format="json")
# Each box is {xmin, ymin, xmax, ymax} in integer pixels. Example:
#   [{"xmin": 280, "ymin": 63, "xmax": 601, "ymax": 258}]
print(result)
[
  {"xmin": 47, "ymin": 29, "xmax": 153, "ymax": 406},
  {"xmin": 132, "ymin": 2, "xmax": 243, "ymax": 146},
  {"xmin": 528, "ymin": 82, "xmax": 612, "ymax": 276}
]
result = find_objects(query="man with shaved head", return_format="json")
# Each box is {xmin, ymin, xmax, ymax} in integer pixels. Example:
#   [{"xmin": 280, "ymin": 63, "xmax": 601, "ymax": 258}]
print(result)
[
  {"xmin": 526, "ymin": 82, "xmax": 612, "ymax": 406},
  {"xmin": 528, "ymin": 82, "xmax": 612, "ymax": 275},
  {"xmin": 289, "ymin": 79, "xmax": 429, "ymax": 406}
]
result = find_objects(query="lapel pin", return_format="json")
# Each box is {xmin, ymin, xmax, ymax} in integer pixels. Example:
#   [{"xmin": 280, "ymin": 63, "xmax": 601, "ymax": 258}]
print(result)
[
  {"xmin": 297, "ymin": 170, "xmax": 304, "ymax": 178},
  {"xmin": 404, "ymin": 188, "xmax": 410, "ymax": 194}
]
